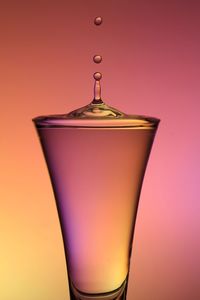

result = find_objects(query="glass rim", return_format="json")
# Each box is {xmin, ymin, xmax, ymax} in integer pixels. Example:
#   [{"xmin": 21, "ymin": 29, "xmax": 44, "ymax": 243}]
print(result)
[{"xmin": 33, "ymin": 114, "xmax": 160, "ymax": 129}]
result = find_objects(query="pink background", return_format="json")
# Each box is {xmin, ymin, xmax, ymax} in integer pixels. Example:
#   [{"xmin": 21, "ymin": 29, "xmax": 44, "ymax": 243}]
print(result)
[{"xmin": 0, "ymin": 1, "xmax": 200, "ymax": 299}]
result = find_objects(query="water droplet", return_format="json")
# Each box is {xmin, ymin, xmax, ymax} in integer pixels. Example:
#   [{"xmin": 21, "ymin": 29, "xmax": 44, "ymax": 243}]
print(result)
[
  {"xmin": 93, "ymin": 72, "xmax": 102, "ymax": 102},
  {"xmin": 93, "ymin": 55, "xmax": 102, "ymax": 64},
  {"xmin": 94, "ymin": 16, "xmax": 103, "ymax": 26},
  {"xmin": 93, "ymin": 72, "xmax": 102, "ymax": 81}
]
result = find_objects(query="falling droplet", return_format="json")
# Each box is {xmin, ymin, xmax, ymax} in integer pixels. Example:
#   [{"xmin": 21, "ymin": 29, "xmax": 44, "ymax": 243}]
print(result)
[
  {"xmin": 94, "ymin": 16, "xmax": 103, "ymax": 26},
  {"xmin": 92, "ymin": 17, "xmax": 103, "ymax": 104},
  {"xmin": 93, "ymin": 72, "xmax": 102, "ymax": 81},
  {"xmin": 93, "ymin": 72, "xmax": 103, "ymax": 103},
  {"xmin": 93, "ymin": 55, "xmax": 102, "ymax": 64}
]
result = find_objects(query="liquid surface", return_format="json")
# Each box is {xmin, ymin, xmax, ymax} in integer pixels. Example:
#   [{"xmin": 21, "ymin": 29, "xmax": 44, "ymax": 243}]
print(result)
[
  {"xmin": 34, "ymin": 111, "xmax": 158, "ymax": 128},
  {"xmin": 38, "ymin": 127, "xmax": 156, "ymax": 294}
]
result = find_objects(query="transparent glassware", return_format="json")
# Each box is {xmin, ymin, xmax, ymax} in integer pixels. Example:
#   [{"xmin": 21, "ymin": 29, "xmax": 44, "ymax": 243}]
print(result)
[{"xmin": 33, "ymin": 98, "xmax": 160, "ymax": 300}]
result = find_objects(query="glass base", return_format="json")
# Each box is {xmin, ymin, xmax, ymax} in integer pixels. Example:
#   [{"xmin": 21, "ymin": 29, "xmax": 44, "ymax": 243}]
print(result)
[{"xmin": 69, "ymin": 279, "xmax": 128, "ymax": 300}]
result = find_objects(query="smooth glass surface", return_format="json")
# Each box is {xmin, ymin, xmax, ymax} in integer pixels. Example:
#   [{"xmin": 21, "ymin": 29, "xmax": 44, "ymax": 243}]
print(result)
[{"xmin": 33, "ymin": 102, "xmax": 159, "ymax": 299}]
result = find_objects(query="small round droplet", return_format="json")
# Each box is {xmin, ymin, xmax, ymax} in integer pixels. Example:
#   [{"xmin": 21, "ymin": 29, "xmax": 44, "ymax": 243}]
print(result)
[
  {"xmin": 93, "ymin": 72, "xmax": 102, "ymax": 81},
  {"xmin": 93, "ymin": 55, "xmax": 102, "ymax": 64},
  {"xmin": 94, "ymin": 16, "xmax": 103, "ymax": 26}
]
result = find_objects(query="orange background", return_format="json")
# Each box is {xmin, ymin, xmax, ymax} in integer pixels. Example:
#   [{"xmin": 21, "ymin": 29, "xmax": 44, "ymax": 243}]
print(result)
[{"xmin": 0, "ymin": 1, "xmax": 200, "ymax": 299}]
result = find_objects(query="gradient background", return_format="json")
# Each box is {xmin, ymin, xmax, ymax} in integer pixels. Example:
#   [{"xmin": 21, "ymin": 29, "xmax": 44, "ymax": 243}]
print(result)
[{"xmin": 0, "ymin": 0, "xmax": 200, "ymax": 299}]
